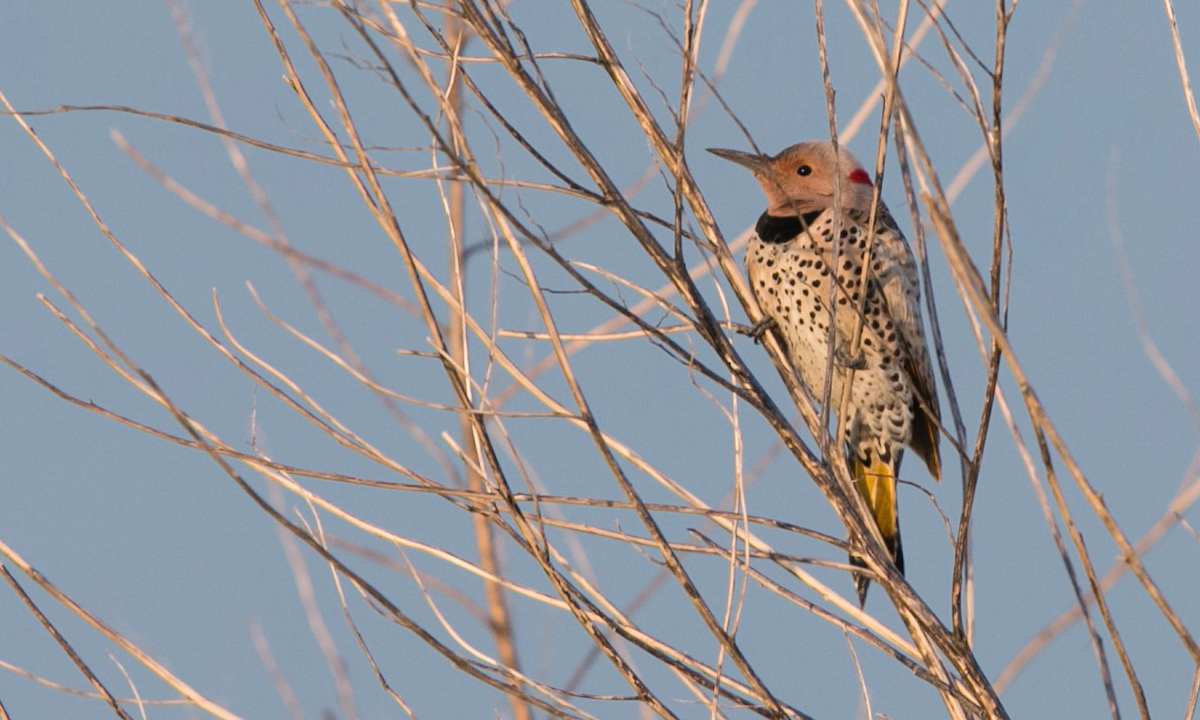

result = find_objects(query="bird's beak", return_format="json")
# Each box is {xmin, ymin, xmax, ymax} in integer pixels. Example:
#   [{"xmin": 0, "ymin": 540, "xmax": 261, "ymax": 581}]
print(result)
[{"xmin": 707, "ymin": 147, "xmax": 773, "ymax": 176}]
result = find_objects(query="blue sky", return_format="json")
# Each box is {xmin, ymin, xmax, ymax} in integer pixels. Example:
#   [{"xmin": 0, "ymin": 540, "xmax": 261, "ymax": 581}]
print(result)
[{"xmin": 2, "ymin": 1, "xmax": 1199, "ymax": 719}]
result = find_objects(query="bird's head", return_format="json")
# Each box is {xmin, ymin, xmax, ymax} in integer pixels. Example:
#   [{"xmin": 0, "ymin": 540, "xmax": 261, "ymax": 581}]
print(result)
[{"xmin": 708, "ymin": 142, "xmax": 875, "ymax": 217}]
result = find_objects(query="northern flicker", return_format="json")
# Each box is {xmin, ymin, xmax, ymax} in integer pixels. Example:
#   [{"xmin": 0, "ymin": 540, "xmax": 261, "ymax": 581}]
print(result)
[{"xmin": 709, "ymin": 141, "xmax": 941, "ymax": 605}]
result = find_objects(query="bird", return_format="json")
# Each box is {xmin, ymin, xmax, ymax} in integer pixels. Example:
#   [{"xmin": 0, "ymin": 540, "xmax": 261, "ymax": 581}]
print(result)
[{"xmin": 709, "ymin": 141, "xmax": 941, "ymax": 605}]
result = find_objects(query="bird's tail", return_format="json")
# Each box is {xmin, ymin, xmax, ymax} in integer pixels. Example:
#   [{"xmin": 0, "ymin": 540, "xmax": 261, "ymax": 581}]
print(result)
[{"xmin": 849, "ymin": 455, "xmax": 904, "ymax": 606}]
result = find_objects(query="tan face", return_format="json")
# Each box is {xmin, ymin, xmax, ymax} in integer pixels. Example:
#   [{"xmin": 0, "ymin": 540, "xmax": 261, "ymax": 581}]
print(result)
[{"xmin": 709, "ymin": 142, "xmax": 874, "ymax": 216}]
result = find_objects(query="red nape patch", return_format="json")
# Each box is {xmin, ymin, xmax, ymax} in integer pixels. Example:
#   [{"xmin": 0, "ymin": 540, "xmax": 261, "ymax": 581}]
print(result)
[{"xmin": 848, "ymin": 169, "xmax": 873, "ymax": 186}]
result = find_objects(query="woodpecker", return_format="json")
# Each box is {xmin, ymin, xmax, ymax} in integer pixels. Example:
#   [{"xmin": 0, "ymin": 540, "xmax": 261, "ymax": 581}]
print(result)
[{"xmin": 709, "ymin": 141, "xmax": 941, "ymax": 605}]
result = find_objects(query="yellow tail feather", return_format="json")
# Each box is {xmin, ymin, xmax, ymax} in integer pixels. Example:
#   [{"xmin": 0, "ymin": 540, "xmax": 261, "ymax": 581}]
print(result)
[
  {"xmin": 849, "ymin": 457, "xmax": 903, "ymax": 606},
  {"xmin": 852, "ymin": 457, "xmax": 899, "ymax": 544}
]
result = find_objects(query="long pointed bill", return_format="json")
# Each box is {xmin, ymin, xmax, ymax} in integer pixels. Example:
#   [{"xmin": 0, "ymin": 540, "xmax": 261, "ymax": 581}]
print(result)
[{"xmin": 707, "ymin": 147, "xmax": 774, "ymax": 176}]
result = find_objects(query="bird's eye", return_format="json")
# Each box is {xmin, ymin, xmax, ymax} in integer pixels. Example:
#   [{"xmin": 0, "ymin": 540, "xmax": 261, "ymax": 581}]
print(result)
[{"xmin": 796, "ymin": 165, "xmax": 813, "ymax": 177}]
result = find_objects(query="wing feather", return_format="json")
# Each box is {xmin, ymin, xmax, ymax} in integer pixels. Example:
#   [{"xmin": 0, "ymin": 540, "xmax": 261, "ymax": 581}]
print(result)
[{"xmin": 870, "ymin": 216, "xmax": 942, "ymax": 481}]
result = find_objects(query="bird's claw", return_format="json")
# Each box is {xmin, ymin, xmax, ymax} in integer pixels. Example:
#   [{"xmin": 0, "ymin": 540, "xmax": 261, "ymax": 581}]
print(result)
[
  {"xmin": 741, "ymin": 317, "xmax": 777, "ymax": 344},
  {"xmin": 835, "ymin": 345, "xmax": 867, "ymax": 370}
]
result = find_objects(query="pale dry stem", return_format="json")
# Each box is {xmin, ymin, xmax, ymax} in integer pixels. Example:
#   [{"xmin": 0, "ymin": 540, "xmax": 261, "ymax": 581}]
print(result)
[{"xmin": 8, "ymin": 1, "xmax": 1197, "ymax": 719}]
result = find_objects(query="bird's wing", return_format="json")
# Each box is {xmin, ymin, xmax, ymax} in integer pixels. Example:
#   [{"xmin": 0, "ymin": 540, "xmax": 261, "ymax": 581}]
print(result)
[{"xmin": 874, "ymin": 222, "xmax": 943, "ymax": 480}]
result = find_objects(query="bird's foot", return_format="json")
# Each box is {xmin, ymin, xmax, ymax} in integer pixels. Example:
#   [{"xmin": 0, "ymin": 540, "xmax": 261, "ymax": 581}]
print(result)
[
  {"xmin": 834, "ymin": 344, "xmax": 867, "ymax": 370},
  {"xmin": 740, "ymin": 317, "xmax": 777, "ymax": 344}
]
